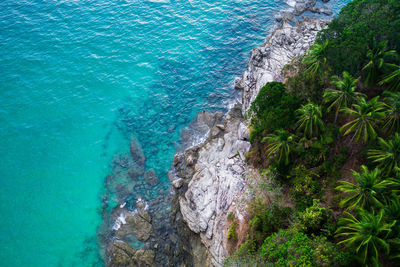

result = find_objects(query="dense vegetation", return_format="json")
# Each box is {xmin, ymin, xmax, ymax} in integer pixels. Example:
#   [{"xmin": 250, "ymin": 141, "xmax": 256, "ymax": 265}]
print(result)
[{"xmin": 225, "ymin": 0, "xmax": 400, "ymax": 266}]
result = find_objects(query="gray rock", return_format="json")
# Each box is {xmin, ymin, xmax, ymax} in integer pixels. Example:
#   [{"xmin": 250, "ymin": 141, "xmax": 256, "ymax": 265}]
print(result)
[
  {"xmin": 320, "ymin": 8, "xmax": 333, "ymax": 15},
  {"xmin": 172, "ymin": 178, "xmax": 184, "ymax": 189},
  {"xmin": 240, "ymin": 18, "xmax": 329, "ymax": 115},
  {"xmin": 144, "ymin": 169, "xmax": 159, "ymax": 186},
  {"xmin": 238, "ymin": 122, "xmax": 250, "ymax": 141},
  {"xmin": 106, "ymin": 240, "xmax": 155, "ymax": 267},
  {"xmin": 128, "ymin": 163, "xmax": 145, "ymax": 180},
  {"xmin": 130, "ymin": 138, "xmax": 146, "ymax": 165}
]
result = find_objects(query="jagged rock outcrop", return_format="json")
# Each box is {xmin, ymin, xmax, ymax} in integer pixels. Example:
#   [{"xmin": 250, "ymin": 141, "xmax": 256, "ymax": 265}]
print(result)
[
  {"xmin": 171, "ymin": 105, "xmax": 249, "ymax": 266},
  {"xmin": 236, "ymin": 17, "xmax": 329, "ymax": 115},
  {"xmin": 106, "ymin": 240, "xmax": 155, "ymax": 267},
  {"xmin": 172, "ymin": 16, "xmax": 329, "ymax": 267}
]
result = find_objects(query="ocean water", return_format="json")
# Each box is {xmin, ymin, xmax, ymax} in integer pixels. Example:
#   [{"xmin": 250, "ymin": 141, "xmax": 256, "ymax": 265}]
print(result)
[{"xmin": 0, "ymin": 0, "xmax": 348, "ymax": 266}]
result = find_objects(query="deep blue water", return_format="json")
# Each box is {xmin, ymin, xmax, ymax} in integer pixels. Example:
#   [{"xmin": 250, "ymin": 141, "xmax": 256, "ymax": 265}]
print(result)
[{"xmin": 0, "ymin": 0, "xmax": 348, "ymax": 266}]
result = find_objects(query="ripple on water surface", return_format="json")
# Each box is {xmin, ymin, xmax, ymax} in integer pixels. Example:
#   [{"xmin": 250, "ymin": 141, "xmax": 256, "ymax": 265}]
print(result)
[{"xmin": 0, "ymin": 0, "xmax": 348, "ymax": 266}]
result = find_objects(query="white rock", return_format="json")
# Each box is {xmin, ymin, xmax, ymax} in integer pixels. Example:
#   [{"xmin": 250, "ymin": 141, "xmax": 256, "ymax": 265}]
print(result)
[{"xmin": 172, "ymin": 178, "xmax": 184, "ymax": 189}]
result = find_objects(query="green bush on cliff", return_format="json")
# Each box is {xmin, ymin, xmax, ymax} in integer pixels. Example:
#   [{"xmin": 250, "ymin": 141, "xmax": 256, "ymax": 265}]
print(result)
[
  {"xmin": 289, "ymin": 165, "xmax": 322, "ymax": 210},
  {"xmin": 260, "ymin": 230, "xmax": 351, "ymax": 267},
  {"xmin": 248, "ymin": 82, "xmax": 300, "ymax": 143},
  {"xmin": 248, "ymin": 202, "xmax": 293, "ymax": 246},
  {"xmin": 227, "ymin": 220, "xmax": 238, "ymax": 242},
  {"xmin": 294, "ymin": 199, "xmax": 334, "ymax": 237}
]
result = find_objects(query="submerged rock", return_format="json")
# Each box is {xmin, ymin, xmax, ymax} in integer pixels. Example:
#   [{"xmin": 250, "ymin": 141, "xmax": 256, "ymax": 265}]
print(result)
[
  {"xmin": 130, "ymin": 138, "xmax": 146, "ymax": 166},
  {"xmin": 128, "ymin": 163, "xmax": 145, "ymax": 180},
  {"xmin": 144, "ymin": 169, "xmax": 160, "ymax": 186},
  {"xmin": 113, "ymin": 198, "xmax": 154, "ymax": 242},
  {"xmin": 106, "ymin": 240, "xmax": 155, "ymax": 267}
]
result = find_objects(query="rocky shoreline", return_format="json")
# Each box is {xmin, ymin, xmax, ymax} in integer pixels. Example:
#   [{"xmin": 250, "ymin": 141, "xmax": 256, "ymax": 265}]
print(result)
[
  {"xmin": 169, "ymin": 10, "xmax": 330, "ymax": 267},
  {"xmin": 104, "ymin": 0, "xmax": 332, "ymax": 266}
]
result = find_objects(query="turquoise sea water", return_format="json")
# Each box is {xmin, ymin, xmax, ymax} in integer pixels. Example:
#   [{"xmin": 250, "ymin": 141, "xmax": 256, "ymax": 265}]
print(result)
[{"xmin": 0, "ymin": 0, "xmax": 348, "ymax": 266}]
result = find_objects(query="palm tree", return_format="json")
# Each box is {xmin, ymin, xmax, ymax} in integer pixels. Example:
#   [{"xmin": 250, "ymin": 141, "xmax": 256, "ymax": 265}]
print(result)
[
  {"xmin": 262, "ymin": 129, "xmax": 296, "ymax": 165},
  {"xmin": 362, "ymin": 40, "xmax": 396, "ymax": 87},
  {"xmin": 382, "ymin": 91, "xmax": 400, "ymax": 134},
  {"xmin": 379, "ymin": 63, "xmax": 400, "ymax": 91},
  {"xmin": 302, "ymin": 40, "xmax": 329, "ymax": 77},
  {"xmin": 336, "ymin": 165, "xmax": 398, "ymax": 210},
  {"xmin": 336, "ymin": 209, "xmax": 395, "ymax": 265},
  {"xmin": 340, "ymin": 96, "xmax": 385, "ymax": 143},
  {"xmin": 324, "ymin": 71, "xmax": 365, "ymax": 123},
  {"xmin": 296, "ymin": 102, "xmax": 325, "ymax": 139},
  {"xmin": 368, "ymin": 133, "xmax": 400, "ymax": 177}
]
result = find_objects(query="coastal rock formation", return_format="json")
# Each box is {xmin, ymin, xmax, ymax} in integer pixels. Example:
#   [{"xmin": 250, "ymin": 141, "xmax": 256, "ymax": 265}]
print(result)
[
  {"xmin": 237, "ymin": 17, "xmax": 329, "ymax": 115},
  {"xmin": 172, "ymin": 17, "xmax": 329, "ymax": 267},
  {"xmin": 171, "ymin": 104, "xmax": 249, "ymax": 266},
  {"xmin": 110, "ymin": 196, "xmax": 154, "ymax": 243},
  {"xmin": 106, "ymin": 240, "xmax": 155, "ymax": 267}
]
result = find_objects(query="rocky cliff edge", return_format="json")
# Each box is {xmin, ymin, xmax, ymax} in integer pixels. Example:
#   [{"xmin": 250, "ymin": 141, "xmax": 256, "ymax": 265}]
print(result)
[{"xmin": 170, "ymin": 17, "xmax": 329, "ymax": 267}]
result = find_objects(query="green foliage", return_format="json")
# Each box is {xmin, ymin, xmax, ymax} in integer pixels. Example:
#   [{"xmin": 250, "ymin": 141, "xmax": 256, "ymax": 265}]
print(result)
[
  {"xmin": 228, "ymin": 221, "xmax": 238, "ymax": 242},
  {"xmin": 323, "ymin": 71, "xmax": 364, "ymax": 123},
  {"xmin": 362, "ymin": 40, "xmax": 397, "ymax": 87},
  {"xmin": 295, "ymin": 199, "xmax": 333, "ymax": 236},
  {"xmin": 248, "ymin": 202, "xmax": 293, "ymax": 246},
  {"xmin": 289, "ymin": 165, "xmax": 321, "ymax": 210},
  {"xmin": 317, "ymin": 0, "xmax": 400, "ymax": 76},
  {"xmin": 232, "ymin": 1, "xmax": 400, "ymax": 265},
  {"xmin": 368, "ymin": 133, "xmax": 400, "ymax": 177},
  {"xmin": 380, "ymin": 63, "xmax": 400, "ymax": 91},
  {"xmin": 385, "ymin": 195, "xmax": 400, "ymax": 237},
  {"xmin": 336, "ymin": 209, "xmax": 395, "ymax": 265},
  {"xmin": 262, "ymin": 129, "xmax": 296, "ymax": 166},
  {"xmin": 336, "ymin": 165, "xmax": 399, "ymax": 210},
  {"xmin": 284, "ymin": 56, "xmax": 326, "ymax": 103},
  {"xmin": 302, "ymin": 40, "xmax": 329, "ymax": 77},
  {"xmin": 248, "ymin": 82, "xmax": 300, "ymax": 143},
  {"xmin": 340, "ymin": 96, "xmax": 385, "ymax": 143},
  {"xmin": 261, "ymin": 230, "xmax": 349, "ymax": 266},
  {"xmin": 382, "ymin": 91, "xmax": 400, "ymax": 134},
  {"xmin": 296, "ymin": 102, "xmax": 325, "ymax": 139},
  {"xmin": 223, "ymin": 238, "xmax": 258, "ymax": 267}
]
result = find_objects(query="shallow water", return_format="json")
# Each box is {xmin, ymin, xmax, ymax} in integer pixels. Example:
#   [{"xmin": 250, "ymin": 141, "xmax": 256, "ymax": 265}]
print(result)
[{"xmin": 0, "ymin": 0, "xmax": 348, "ymax": 266}]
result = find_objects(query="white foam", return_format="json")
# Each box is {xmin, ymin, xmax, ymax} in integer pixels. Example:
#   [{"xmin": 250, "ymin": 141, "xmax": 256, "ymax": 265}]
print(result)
[
  {"xmin": 286, "ymin": 0, "xmax": 296, "ymax": 7},
  {"xmin": 112, "ymin": 213, "xmax": 127, "ymax": 231}
]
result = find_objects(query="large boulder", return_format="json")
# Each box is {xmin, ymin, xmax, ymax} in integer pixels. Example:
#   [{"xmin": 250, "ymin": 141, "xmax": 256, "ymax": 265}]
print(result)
[
  {"xmin": 114, "ymin": 205, "xmax": 153, "ymax": 242},
  {"xmin": 106, "ymin": 240, "xmax": 155, "ymax": 267}
]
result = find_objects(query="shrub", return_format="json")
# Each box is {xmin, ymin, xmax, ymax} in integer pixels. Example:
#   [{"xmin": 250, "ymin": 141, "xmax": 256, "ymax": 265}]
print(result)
[
  {"xmin": 260, "ymin": 230, "xmax": 351, "ymax": 266},
  {"xmin": 289, "ymin": 165, "xmax": 322, "ymax": 210},
  {"xmin": 248, "ymin": 82, "xmax": 300, "ymax": 143},
  {"xmin": 283, "ymin": 56, "xmax": 326, "ymax": 104},
  {"xmin": 227, "ymin": 221, "xmax": 238, "ymax": 242},
  {"xmin": 295, "ymin": 199, "xmax": 334, "ymax": 236},
  {"xmin": 248, "ymin": 202, "xmax": 293, "ymax": 246},
  {"xmin": 223, "ymin": 238, "xmax": 258, "ymax": 266}
]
